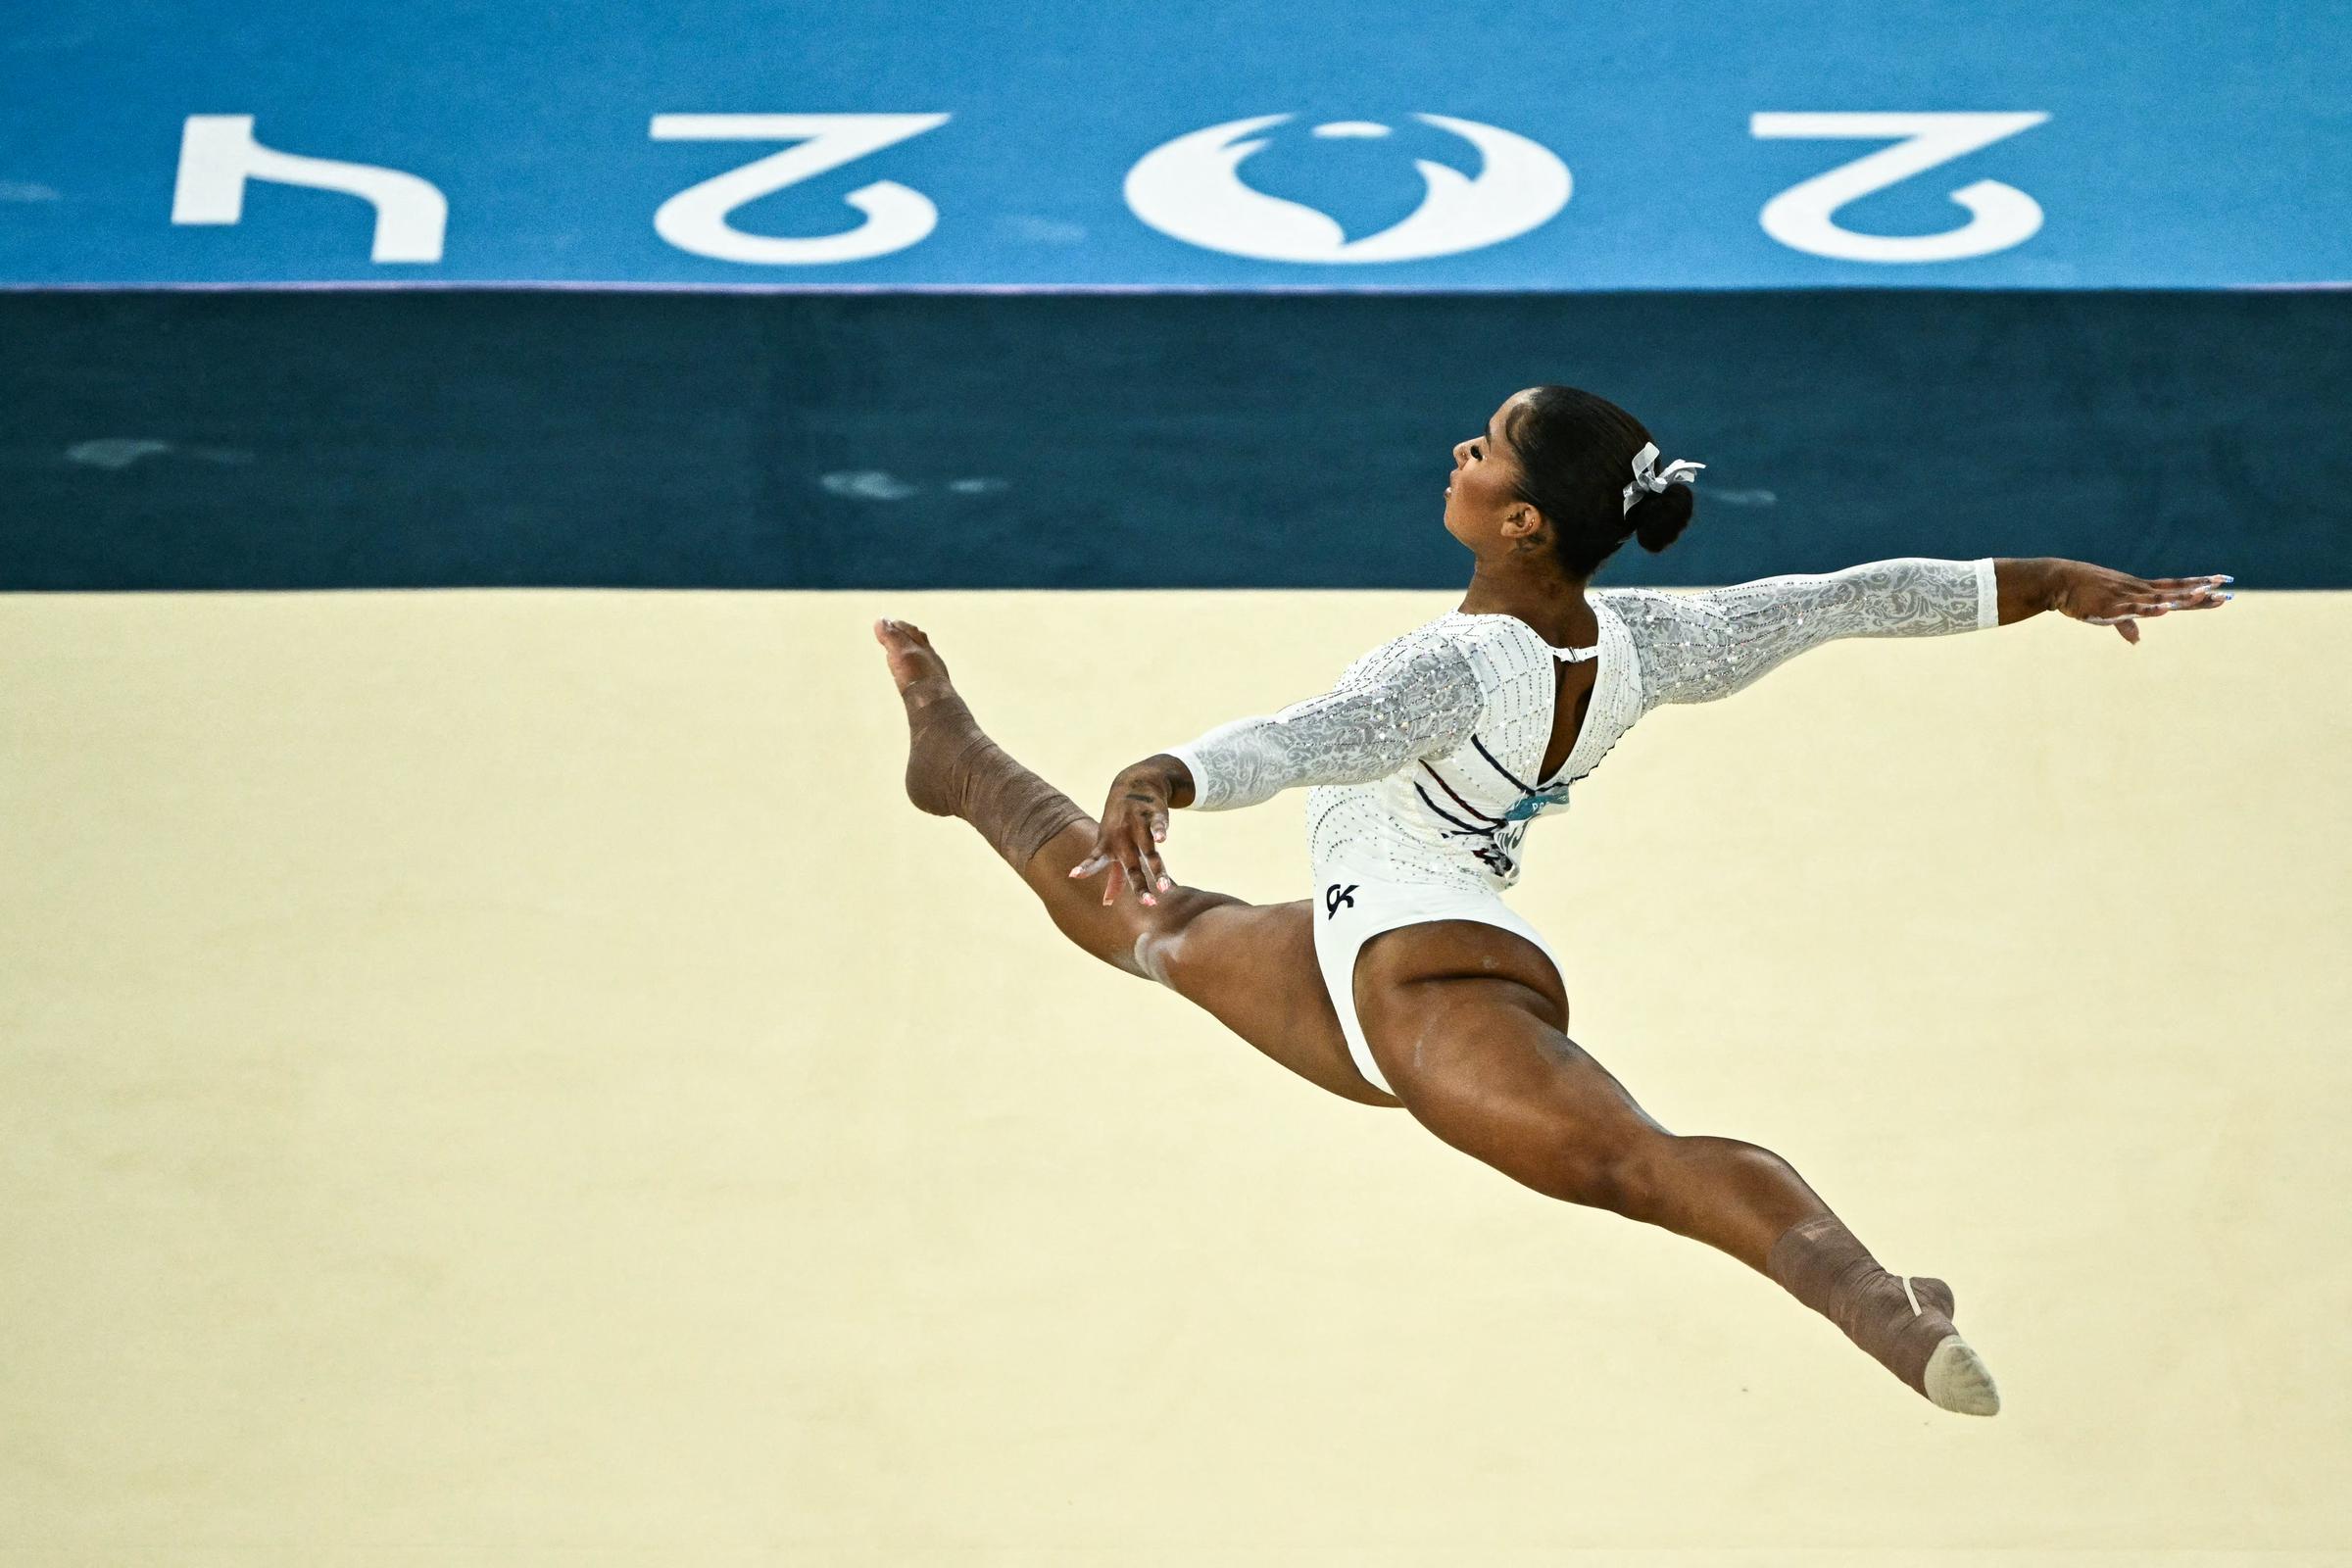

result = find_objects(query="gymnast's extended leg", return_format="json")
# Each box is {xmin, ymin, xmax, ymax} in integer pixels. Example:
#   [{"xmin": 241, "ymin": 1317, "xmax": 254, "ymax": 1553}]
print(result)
[
  {"xmin": 875, "ymin": 617, "xmax": 1394, "ymax": 1106},
  {"xmin": 1356, "ymin": 932, "xmax": 1999, "ymax": 1414}
]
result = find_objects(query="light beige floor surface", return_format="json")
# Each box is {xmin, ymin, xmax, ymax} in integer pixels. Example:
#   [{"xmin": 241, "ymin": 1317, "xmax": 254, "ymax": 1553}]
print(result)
[{"xmin": 1, "ymin": 587, "xmax": 2345, "ymax": 1566}]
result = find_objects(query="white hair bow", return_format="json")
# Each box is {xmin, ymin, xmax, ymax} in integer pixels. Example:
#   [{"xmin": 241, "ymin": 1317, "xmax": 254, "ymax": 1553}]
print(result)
[{"xmin": 1621, "ymin": 441, "xmax": 1706, "ymax": 514}]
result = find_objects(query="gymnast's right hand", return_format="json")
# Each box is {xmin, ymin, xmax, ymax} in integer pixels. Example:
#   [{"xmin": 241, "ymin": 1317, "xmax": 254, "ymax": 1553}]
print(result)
[{"xmin": 1068, "ymin": 756, "xmax": 1189, "ymax": 907}]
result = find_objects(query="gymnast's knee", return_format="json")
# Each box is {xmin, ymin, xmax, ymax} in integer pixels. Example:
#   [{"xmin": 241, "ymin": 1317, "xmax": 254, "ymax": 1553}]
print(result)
[
  {"xmin": 1038, "ymin": 889, "xmax": 1209, "ymax": 981},
  {"xmin": 1126, "ymin": 890, "xmax": 1246, "ymax": 986},
  {"xmin": 1127, "ymin": 926, "xmax": 1172, "ymax": 983},
  {"xmin": 1547, "ymin": 1126, "xmax": 1670, "ymax": 1217}
]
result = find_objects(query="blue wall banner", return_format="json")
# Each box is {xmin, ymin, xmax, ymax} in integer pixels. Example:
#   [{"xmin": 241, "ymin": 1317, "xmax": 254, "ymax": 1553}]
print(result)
[{"xmin": 3, "ymin": 0, "xmax": 2346, "ymax": 290}]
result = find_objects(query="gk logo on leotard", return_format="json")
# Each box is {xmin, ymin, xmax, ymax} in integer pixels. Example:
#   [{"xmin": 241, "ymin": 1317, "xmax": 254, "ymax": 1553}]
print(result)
[
  {"xmin": 1324, "ymin": 883, "xmax": 1359, "ymax": 918},
  {"xmin": 1124, "ymin": 114, "xmax": 1570, "ymax": 264}
]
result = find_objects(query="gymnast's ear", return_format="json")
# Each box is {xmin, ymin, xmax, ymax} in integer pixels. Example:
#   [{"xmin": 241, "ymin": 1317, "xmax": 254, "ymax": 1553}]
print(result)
[{"xmin": 1498, "ymin": 500, "xmax": 1547, "ymax": 541}]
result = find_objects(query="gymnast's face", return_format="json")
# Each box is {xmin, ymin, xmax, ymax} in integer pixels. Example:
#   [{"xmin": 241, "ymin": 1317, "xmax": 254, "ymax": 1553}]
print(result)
[{"xmin": 1444, "ymin": 389, "xmax": 1544, "ymax": 552}]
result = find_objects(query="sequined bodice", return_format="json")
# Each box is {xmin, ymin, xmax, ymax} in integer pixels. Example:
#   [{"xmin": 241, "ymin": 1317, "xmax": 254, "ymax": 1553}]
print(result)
[{"xmin": 1164, "ymin": 558, "xmax": 1998, "ymax": 892}]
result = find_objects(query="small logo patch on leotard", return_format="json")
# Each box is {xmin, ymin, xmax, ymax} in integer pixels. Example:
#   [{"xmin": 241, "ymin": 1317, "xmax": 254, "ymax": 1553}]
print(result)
[
  {"xmin": 1323, "ymin": 883, "xmax": 1359, "ymax": 918},
  {"xmin": 1499, "ymin": 786, "xmax": 1571, "ymax": 822}
]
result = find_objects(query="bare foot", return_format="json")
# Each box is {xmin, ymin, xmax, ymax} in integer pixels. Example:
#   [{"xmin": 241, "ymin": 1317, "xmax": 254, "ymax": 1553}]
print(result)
[
  {"xmin": 873, "ymin": 616, "xmax": 952, "ymax": 702},
  {"xmin": 874, "ymin": 617, "xmax": 979, "ymax": 817}
]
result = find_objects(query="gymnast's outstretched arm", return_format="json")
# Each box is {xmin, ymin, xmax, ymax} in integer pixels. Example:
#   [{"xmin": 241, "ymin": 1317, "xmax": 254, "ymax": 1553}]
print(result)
[
  {"xmin": 1065, "ymin": 633, "xmax": 1489, "ymax": 904},
  {"xmin": 1627, "ymin": 556, "xmax": 2231, "ymax": 710}
]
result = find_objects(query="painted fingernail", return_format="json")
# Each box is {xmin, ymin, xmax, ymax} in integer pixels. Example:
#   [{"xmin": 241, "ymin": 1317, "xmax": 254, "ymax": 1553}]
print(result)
[
  {"xmin": 1142, "ymin": 894, "xmax": 1155, "ymax": 906},
  {"xmin": 2215, "ymin": 574, "xmax": 2234, "ymax": 584},
  {"xmin": 1157, "ymin": 876, "xmax": 1172, "ymax": 891},
  {"xmin": 2221, "ymin": 591, "xmax": 2234, "ymax": 601}
]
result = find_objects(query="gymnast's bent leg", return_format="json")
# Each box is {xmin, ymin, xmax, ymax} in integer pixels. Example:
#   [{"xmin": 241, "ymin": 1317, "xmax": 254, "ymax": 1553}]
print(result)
[
  {"xmin": 1361, "ymin": 947, "xmax": 1999, "ymax": 1415},
  {"xmin": 875, "ymin": 618, "xmax": 1391, "ymax": 1105}
]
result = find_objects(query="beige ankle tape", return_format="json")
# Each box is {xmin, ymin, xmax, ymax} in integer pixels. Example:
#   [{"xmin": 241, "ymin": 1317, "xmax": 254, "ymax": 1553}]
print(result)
[
  {"xmin": 905, "ymin": 690, "xmax": 1088, "ymax": 869},
  {"xmin": 961, "ymin": 740, "xmax": 1089, "ymax": 871},
  {"xmin": 1766, "ymin": 1214, "xmax": 1952, "ymax": 1396}
]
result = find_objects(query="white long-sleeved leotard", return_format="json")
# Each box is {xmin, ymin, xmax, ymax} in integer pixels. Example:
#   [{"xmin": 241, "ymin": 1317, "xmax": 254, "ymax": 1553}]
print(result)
[{"xmin": 1165, "ymin": 558, "xmax": 2000, "ymax": 893}]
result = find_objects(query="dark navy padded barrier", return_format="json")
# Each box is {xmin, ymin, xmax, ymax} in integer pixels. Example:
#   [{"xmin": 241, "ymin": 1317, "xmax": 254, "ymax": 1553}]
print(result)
[{"xmin": 2, "ymin": 290, "xmax": 2342, "ymax": 590}]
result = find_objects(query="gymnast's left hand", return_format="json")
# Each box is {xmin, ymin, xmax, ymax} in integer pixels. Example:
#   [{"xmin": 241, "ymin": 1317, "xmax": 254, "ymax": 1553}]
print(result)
[
  {"xmin": 1068, "ymin": 756, "xmax": 1187, "ymax": 907},
  {"xmin": 2033, "ymin": 560, "xmax": 2232, "ymax": 644}
]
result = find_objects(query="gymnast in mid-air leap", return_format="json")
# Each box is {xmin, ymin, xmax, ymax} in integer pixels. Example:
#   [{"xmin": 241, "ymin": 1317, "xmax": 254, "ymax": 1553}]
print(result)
[{"xmin": 874, "ymin": 384, "xmax": 2230, "ymax": 1415}]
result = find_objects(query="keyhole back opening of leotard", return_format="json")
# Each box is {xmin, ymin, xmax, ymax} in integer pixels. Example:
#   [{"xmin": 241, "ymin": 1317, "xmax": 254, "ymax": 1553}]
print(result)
[
  {"xmin": 1541, "ymin": 650, "xmax": 1599, "ymax": 784},
  {"xmin": 1444, "ymin": 606, "xmax": 1605, "ymax": 788}
]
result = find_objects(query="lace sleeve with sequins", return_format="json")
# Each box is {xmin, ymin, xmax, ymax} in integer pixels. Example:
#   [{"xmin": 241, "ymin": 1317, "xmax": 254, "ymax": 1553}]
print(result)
[
  {"xmin": 1622, "ymin": 557, "xmax": 1999, "ymax": 710},
  {"xmin": 1164, "ymin": 631, "xmax": 1487, "ymax": 811}
]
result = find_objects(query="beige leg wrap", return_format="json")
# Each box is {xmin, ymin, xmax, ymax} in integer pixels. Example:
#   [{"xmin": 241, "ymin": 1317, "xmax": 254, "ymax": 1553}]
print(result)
[
  {"xmin": 902, "ymin": 678, "xmax": 1090, "ymax": 872},
  {"xmin": 1766, "ymin": 1214, "xmax": 1998, "ymax": 1415}
]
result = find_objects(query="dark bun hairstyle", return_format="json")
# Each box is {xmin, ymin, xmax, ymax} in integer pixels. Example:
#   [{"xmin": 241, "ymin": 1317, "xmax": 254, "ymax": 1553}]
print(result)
[
  {"xmin": 1500, "ymin": 385, "xmax": 1696, "ymax": 577},
  {"xmin": 1628, "ymin": 480, "xmax": 1693, "ymax": 555}
]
